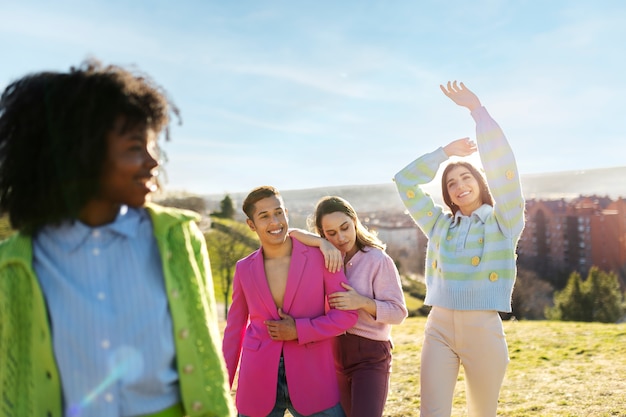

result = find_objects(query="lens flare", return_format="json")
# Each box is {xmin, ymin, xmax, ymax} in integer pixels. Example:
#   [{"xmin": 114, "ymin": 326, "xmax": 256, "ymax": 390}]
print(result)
[{"xmin": 67, "ymin": 346, "xmax": 144, "ymax": 416}]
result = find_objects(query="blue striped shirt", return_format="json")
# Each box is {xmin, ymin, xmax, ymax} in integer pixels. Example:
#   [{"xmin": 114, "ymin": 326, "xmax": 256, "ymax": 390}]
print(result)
[{"xmin": 34, "ymin": 206, "xmax": 179, "ymax": 417}]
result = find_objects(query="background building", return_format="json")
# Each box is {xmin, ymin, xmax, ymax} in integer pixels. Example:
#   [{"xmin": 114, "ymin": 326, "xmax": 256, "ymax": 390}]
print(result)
[{"xmin": 519, "ymin": 196, "xmax": 626, "ymax": 288}]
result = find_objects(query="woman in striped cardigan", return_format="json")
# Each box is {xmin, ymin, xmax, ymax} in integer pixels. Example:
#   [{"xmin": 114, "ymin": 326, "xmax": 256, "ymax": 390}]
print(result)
[{"xmin": 394, "ymin": 81, "xmax": 525, "ymax": 417}]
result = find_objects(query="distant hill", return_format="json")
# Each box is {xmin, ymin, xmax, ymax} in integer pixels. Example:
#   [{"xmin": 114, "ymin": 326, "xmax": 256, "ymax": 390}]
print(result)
[
  {"xmin": 204, "ymin": 166, "xmax": 626, "ymax": 215},
  {"xmin": 520, "ymin": 166, "xmax": 626, "ymax": 201}
]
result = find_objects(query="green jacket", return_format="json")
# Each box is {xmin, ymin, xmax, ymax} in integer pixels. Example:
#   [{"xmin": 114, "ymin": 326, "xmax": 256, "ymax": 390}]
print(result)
[{"xmin": 0, "ymin": 203, "xmax": 235, "ymax": 417}]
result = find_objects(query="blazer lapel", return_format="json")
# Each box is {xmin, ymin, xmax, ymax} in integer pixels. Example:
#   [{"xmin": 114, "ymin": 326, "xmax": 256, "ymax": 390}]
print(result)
[
  {"xmin": 248, "ymin": 249, "xmax": 280, "ymax": 318},
  {"xmin": 282, "ymin": 239, "xmax": 306, "ymax": 313}
]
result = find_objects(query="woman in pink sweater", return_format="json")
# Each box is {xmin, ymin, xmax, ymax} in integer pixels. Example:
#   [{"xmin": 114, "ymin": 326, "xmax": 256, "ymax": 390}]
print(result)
[{"xmin": 291, "ymin": 196, "xmax": 408, "ymax": 417}]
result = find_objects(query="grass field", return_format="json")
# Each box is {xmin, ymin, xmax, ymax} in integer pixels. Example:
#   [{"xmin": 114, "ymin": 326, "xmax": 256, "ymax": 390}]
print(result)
[
  {"xmin": 222, "ymin": 316, "xmax": 626, "ymax": 416},
  {"xmin": 384, "ymin": 317, "xmax": 626, "ymax": 417}
]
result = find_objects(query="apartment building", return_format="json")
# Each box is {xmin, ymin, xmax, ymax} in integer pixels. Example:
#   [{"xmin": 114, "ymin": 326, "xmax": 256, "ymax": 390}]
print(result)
[{"xmin": 519, "ymin": 196, "xmax": 626, "ymax": 288}]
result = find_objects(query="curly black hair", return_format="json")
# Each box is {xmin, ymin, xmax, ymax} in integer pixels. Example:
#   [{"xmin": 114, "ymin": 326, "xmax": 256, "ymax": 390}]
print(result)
[{"xmin": 0, "ymin": 59, "xmax": 177, "ymax": 234}]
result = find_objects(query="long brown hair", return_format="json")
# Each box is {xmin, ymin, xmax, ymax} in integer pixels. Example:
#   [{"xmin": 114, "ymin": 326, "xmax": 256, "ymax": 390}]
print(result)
[
  {"xmin": 310, "ymin": 196, "xmax": 385, "ymax": 251},
  {"xmin": 441, "ymin": 162, "xmax": 494, "ymax": 215}
]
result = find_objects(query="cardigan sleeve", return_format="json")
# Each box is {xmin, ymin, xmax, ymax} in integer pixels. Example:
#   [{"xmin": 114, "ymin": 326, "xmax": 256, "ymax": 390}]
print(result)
[
  {"xmin": 371, "ymin": 250, "xmax": 408, "ymax": 325},
  {"xmin": 394, "ymin": 146, "xmax": 452, "ymax": 238},
  {"xmin": 472, "ymin": 106, "xmax": 526, "ymax": 240}
]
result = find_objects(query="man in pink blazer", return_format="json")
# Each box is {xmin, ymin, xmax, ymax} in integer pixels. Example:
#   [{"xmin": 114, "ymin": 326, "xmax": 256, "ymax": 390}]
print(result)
[{"xmin": 222, "ymin": 186, "xmax": 358, "ymax": 417}]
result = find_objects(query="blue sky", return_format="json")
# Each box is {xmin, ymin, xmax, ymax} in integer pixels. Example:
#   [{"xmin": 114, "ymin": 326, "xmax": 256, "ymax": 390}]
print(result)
[{"xmin": 1, "ymin": 0, "xmax": 625, "ymax": 196}]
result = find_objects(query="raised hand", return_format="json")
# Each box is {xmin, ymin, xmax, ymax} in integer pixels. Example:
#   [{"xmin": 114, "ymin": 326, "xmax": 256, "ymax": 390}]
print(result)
[
  {"xmin": 440, "ymin": 81, "xmax": 481, "ymax": 111},
  {"xmin": 443, "ymin": 137, "xmax": 478, "ymax": 158}
]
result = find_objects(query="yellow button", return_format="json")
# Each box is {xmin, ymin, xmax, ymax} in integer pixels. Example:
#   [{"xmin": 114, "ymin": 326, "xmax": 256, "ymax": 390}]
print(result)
[
  {"xmin": 427, "ymin": 211, "xmax": 433, "ymax": 217},
  {"xmin": 489, "ymin": 272, "xmax": 498, "ymax": 282},
  {"xmin": 478, "ymin": 238, "xmax": 483, "ymax": 244},
  {"xmin": 471, "ymin": 256, "xmax": 480, "ymax": 266},
  {"xmin": 179, "ymin": 329, "xmax": 189, "ymax": 339},
  {"xmin": 406, "ymin": 190, "xmax": 415, "ymax": 199},
  {"xmin": 432, "ymin": 260, "xmax": 437, "ymax": 269},
  {"xmin": 505, "ymin": 170, "xmax": 514, "ymax": 180},
  {"xmin": 446, "ymin": 236, "xmax": 451, "ymax": 241}
]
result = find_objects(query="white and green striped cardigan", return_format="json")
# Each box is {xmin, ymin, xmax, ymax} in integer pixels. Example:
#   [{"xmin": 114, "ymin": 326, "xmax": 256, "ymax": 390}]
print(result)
[{"xmin": 394, "ymin": 106, "xmax": 525, "ymax": 312}]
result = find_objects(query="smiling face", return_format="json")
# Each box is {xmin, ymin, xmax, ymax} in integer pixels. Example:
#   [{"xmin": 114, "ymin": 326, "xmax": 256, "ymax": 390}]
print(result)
[
  {"xmin": 246, "ymin": 195, "xmax": 289, "ymax": 247},
  {"xmin": 445, "ymin": 165, "xmax": 483, "ymax": 216},
  {"xmin": 320, "ymin": 211, "xmax": 358, "ymax": 259},
  {"xmin": 79, "ymin": 118, "xmax": 159, "ymax": 226}
]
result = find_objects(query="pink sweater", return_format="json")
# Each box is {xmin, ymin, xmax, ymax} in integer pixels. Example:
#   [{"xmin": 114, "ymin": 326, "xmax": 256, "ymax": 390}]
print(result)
[{"xmin": 344, "ymin": 247, "xmax": 408, "ymax": 341}]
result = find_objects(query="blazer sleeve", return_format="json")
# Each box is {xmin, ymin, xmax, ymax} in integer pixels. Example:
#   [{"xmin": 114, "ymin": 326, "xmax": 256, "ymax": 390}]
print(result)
[
  {"xmin": 294, "ymin": 268, "xmax": 358, "ymax": 345},
  {"xmin": 221, "ymin": 262, "xmax": 248, "ymax": 387}
]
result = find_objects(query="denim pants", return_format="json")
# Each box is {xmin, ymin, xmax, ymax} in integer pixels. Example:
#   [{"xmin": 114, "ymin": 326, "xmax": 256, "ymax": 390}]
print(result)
[{"xmin": 239, "ymin": 356, "xmax": 346, "ymax": 417}]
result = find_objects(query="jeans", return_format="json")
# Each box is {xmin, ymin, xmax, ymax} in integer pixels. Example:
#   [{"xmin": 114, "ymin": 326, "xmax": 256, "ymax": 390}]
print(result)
[{"xmin": 239, "ymin": 356, "xmax": 346, "ymax": 417}]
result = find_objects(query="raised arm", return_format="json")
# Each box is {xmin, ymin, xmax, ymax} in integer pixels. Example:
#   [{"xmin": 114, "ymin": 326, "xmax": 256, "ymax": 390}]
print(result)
[
  {"xmin": 443, "ymin": 81, "xmax": 525, "ymax": 239},
  {"xmin": 440, "ymin": 81, "xmax": 481, "ymax": 112},
  {"xmin": 289, "ymin": 228, "xmax": 342, "ymax": 273}
]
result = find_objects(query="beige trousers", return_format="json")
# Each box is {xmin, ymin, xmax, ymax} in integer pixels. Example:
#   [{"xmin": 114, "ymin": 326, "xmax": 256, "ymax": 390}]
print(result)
[{"xmin": 420, "ymin": 307, "xmax": 509, "ymax": 417}]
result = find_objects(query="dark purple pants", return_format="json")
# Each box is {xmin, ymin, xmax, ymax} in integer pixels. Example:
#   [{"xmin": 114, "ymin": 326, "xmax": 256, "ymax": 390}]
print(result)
[{"xmin": 334, "ymin": 333, "xmax": 392, "ymax": 417}]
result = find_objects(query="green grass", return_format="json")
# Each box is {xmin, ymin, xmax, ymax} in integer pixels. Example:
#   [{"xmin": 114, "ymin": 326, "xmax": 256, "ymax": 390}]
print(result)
[
  {"xmin": 403, "ymin": 293, "xmax": 424, "ymax": 313},
  {"xmin": 219, "ymin": 316, "xmax": 626, "ymax": 416},
  {"xmin": 385, "ymin": 317, "xmax": 626, "ymax": 417}
]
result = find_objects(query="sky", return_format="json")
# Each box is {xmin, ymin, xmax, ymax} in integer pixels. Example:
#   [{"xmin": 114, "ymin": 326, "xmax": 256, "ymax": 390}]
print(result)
[{"xmin": 1, "ymin": 0, "xmax": 625, "ymax": 197}]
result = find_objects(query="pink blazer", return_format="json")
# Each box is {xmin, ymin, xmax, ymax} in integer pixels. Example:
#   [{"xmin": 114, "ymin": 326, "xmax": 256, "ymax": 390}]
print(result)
[{"xmin": 222, "ymin": 238, "xmax": 358, "ymax": 417}]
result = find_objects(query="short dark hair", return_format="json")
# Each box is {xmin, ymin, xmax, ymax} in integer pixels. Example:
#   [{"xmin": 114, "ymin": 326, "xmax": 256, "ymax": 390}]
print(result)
[
  {"xmin": 441, "ymin": 161, "xmax": 494, "ymax": 215},
  {"xmin": 0, "ymin": 59, "xmax": 176, "ymax": 234},
  {"xmin": 242, "ymin": 186, "xmax": 282, "ymax": 219}
]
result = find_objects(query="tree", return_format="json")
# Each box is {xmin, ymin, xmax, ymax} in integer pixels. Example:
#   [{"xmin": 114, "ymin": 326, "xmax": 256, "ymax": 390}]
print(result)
[
  {"xmin": 511, "ymin": 269, "xmax": 554, "ymax": 320},
  {"xmin": 546, "ymin": 267, "xmax": 624, "ymax": 322},
  {"xmin": 584, "ymin": 267, "xmax": 623, "ymax": 323},
  {"xmin": 213, "ymin": 194, "xmax": 235, "ymax": 219},
  {"xmin": 205, "ymin": 221, "xmax": 257, "ymax": 318},
  {"xmin": 546, "ymin": 271, "xmax": 587, "ymax": 321}
]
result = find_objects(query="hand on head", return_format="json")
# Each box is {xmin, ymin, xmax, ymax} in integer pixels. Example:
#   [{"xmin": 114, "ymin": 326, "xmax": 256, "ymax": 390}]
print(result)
[
  {"xmin": 443, "ymin": 137, "xmax": 478, "ymax": 158},
  {"xmin": 440, "ymin": 81, "xmax": 481, "ymax": 111}
]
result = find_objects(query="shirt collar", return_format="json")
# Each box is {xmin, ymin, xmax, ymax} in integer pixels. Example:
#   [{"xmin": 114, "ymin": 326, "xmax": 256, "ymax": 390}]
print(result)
[
  {"xmin": 451, "ymin": 204, "xmax": 491, "ymax": 227},
  {"xmin": 40, "ymin": 205, "xmax": 146, "ymax": 253}
]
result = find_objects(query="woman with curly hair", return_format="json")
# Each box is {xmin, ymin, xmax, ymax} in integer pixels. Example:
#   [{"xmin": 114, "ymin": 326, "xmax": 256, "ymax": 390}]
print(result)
[{"xmin": 0, "ymin": 60, "xmax": 234, "ymax": 417}]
